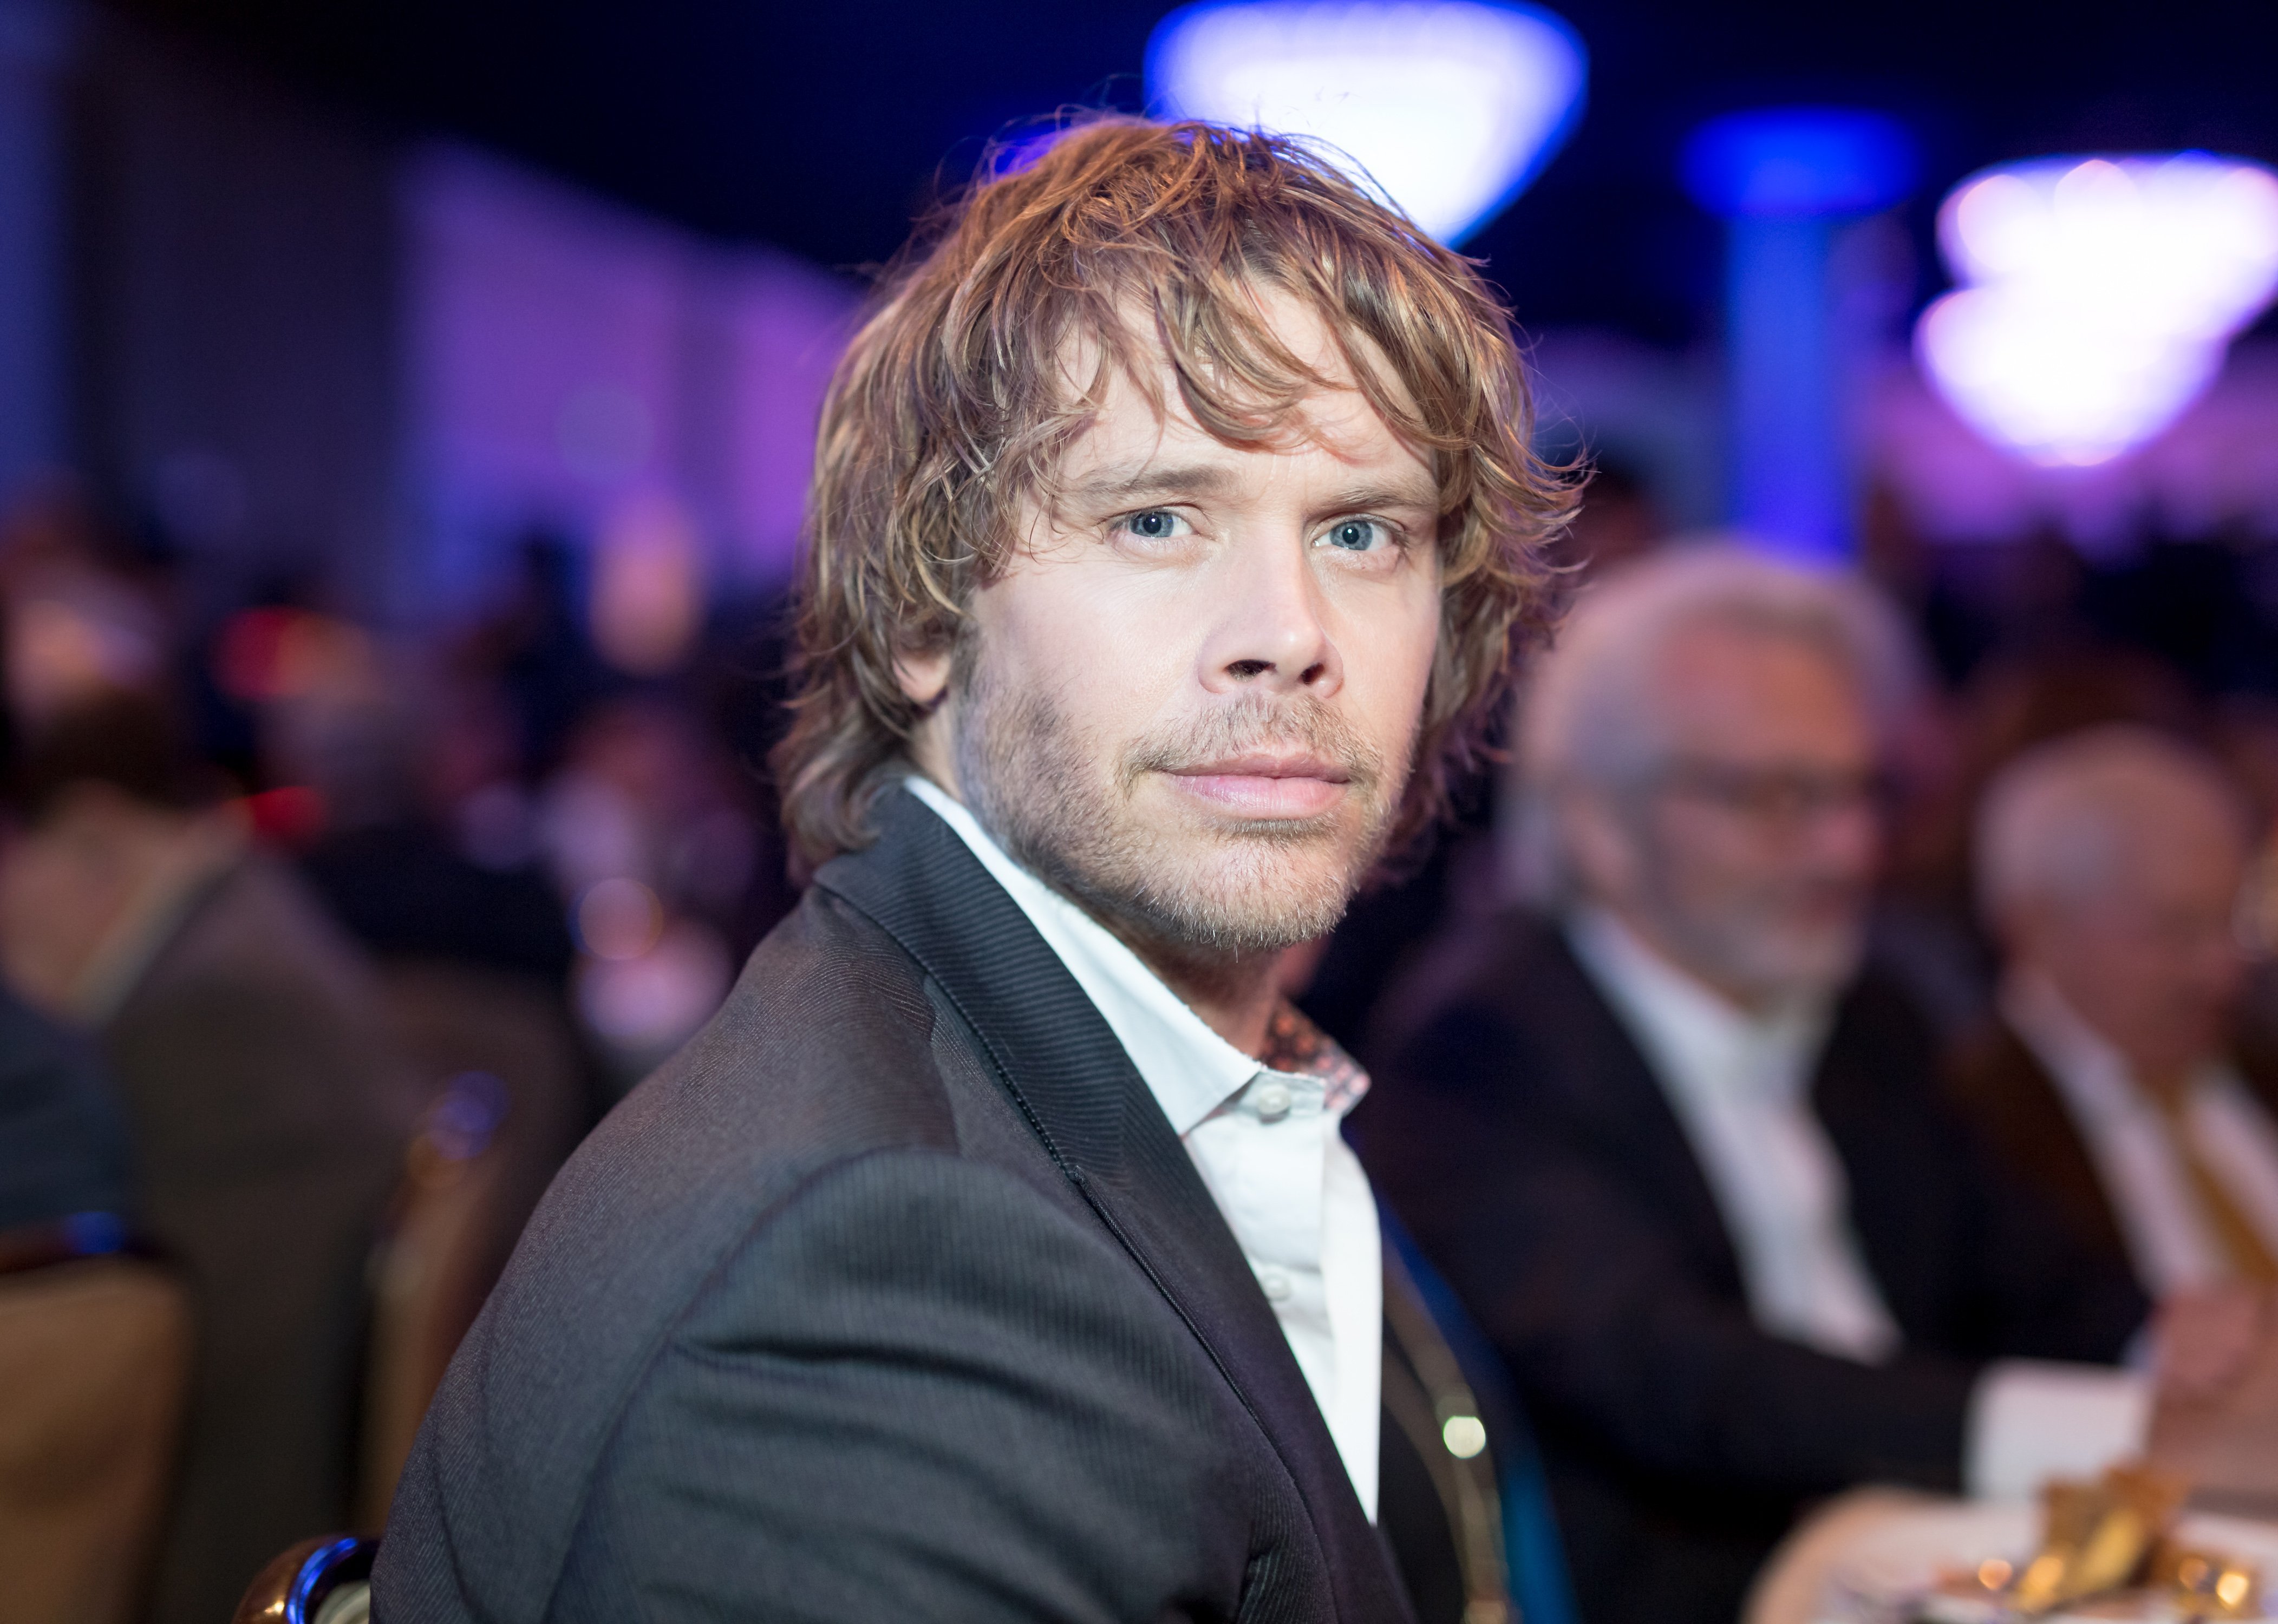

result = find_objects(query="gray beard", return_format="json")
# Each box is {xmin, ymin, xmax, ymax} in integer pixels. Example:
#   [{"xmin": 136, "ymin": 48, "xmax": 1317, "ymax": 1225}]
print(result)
[
  {"xmin": 1631, "ymin": 860, "xmax": 1869, "ymax": 1006},
  {"xmin": 950, "ymin": 647, "xmax": 1405, "ymax": 966}
]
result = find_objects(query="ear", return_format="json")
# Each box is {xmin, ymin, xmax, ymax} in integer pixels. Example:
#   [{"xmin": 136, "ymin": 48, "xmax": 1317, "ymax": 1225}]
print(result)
[
  {"xmin": 893, "ymin": 645, "xmax": 952, "ymax": 711},
  {"xmin": 1988, "ymin": 893, "xmax": 2050, "ymax": 964},
  {"xmin": 893, "ymin": 643, "xmax": 962, "ymax": 797}
]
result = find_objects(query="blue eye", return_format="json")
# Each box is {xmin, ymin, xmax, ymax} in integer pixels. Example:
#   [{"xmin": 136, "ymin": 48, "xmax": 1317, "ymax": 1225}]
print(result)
[
  {"xmin": 1323, "ymin": 519, "xmax": 1385, "ymax": 552},
  {"xmin": 1120, "ymin": 509, "xmax": 1190, "ymax": 541}
]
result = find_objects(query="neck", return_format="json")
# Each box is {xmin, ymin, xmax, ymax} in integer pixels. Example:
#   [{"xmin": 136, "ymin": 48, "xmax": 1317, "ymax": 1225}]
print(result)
[
  {"xmin": 2134, "ymin": 1064, "xmax": 2200, "ymax": 1110},
  {"xmin": 905, "ymin": 758, "xmax": 1291, "ymax": 1059},
  {"xmin": 2019, "ymin": 969, "xmax": 2213, "ymax": 1109},
  {"xmin": 1596, "ymin": 898, "xmax": 1781, "ymax": 1017},
  {"xmin": 1111, "ymin": 927, "xmax": 1284, "ymax": 1059}
]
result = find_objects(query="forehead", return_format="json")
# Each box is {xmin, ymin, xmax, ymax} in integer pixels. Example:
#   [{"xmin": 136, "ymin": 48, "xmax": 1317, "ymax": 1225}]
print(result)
[
  {"xmin": 1650, "ymin": 618, "xmax": 1872, "ymax": 763},
  {"xmin": 1050, "ymin": 288, "xmax": 1431, "ymax": 492},
  {"xmin": 2106, "ymin": 780, "xmax": 2249, "ymax": 900}
]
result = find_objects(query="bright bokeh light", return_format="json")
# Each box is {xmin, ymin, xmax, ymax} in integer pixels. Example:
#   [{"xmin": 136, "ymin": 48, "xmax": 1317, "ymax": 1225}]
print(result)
[
  {"xmin": 589, "ymin": 492, "xmax": 706, "ymax": 677},
  {"xmin": 576, "ymin": 876, "xmax": 666, "ymax": 962},
  {"xmin": 1147, "ymin": 0, "xmax": 1587, "ymax": 245},
  {"xmin": 1916, "ymin": 154, "xmax": 2278, "ymax": 466}
]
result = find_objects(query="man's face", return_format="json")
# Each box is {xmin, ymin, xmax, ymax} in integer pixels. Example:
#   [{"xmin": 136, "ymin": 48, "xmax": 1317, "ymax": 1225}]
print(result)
[
  {"xmin": 1574, "ymin": 621, "xmax": 1882, "ymax": 1007},
  {"xmin": 910, "ymin": 294, "xmax": 1444, "ymax": 964},
  {"xmin": 2015, "ymin": 798, "xmax": 2247, "ymax": 1085}
]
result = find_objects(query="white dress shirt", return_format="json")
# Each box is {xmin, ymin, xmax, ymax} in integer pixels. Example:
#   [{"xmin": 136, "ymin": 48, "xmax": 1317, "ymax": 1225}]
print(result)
[
  {"xmin": 1566, "ymin": 906, "xmax": 2149, "ymax": 1501},
  {"xmin": 2003, "ymin": 970, "xmax": 2278, "ymax": 1295},
  {"xmin": 904, "ymin": 776, "xmax": 1383, "ymax": 1518},
  {"xmin": 1566, "ymin": 906, "xmax": 1901, "ymax": 1362}
]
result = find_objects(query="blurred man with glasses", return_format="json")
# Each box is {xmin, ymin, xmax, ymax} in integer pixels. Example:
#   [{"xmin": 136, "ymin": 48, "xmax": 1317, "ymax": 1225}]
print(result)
[{"xmin": 1359, "ymin": 548, "xmax": 2262, "ymax": 1624}]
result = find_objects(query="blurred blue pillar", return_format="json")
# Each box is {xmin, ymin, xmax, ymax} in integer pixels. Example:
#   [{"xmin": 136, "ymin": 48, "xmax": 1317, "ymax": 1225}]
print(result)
[
  {"xmin": 1728, "ymin": 217, "xmax": 1839, "ymax": 556},
  {"xmin": 0, "ymin": 0, "xmax": 74, "ymax": 505},
  {"xmin": 1682, "ymin": 108, "xmax": 1915, "ymax": 563}
]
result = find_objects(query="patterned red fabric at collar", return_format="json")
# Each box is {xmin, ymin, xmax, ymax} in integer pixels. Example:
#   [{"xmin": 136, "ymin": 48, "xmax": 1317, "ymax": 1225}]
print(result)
[{"xmin": 1259, "ymin": 1002, "xmax": 1370, "ymax": 1115}]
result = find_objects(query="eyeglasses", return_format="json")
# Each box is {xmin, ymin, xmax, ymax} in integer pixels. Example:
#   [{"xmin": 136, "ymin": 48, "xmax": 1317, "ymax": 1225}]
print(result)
[{"xmin": 1649, "ymin": 759, "xmax": 1889, "ymax": 829}]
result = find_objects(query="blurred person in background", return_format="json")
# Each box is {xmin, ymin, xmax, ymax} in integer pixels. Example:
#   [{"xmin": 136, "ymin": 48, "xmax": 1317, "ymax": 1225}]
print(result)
[
  {"xmin": 0, "ymin": 977, "xmax": 132, "ymax": 1246},
  {"xmin": 1953, "ymin": 727, "xmax": 2278, "ymax": 1301},
  {"xmin": 474, "ymin": 532, "xmax": 612, "ymax": 780},
  {"xmin": 237, "ymin": 607, "xmax": 582, "ymax": 996},
  {"xmin": 535, "ymin": 695, "xmax": 757, "ymax": 1086},
  {"xmin": 0, "ymin": 684, "xmax": 421, "ymax": 1624},
  {"xmin": 444, "ymin": 518, "xmax": 797, "ymax": 1090},
  {"xmin": 1357, "ymin": 548, "xmax": 2204, "ymax": 1624},
  {"xmin": 240, "ymin": 610, "xmax": 596, "ymax": 1517},
  {"xmin": 1874, "ymin": 647, "xmax": 2207, "ymax": 1038},
  {"xmin": 0, "ymin": 516, "xmax": 141, "ymax": 1241}
]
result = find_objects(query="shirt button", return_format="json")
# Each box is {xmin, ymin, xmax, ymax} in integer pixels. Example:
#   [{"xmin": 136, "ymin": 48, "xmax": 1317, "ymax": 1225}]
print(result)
[
  {"xmin": 1252, "ymin": 1081, "xmax": 1293, "ymax": 1122},
  {"xmin": 1258, "ymin": 1267, "xmax": 1293, "ymax": 1302}
]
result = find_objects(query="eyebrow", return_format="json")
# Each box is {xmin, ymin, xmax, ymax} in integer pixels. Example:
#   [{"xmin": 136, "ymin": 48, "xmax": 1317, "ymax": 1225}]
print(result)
[
  {"xmin": 1065, "ymin": 466, "xmax": 1439, "ymax": 515},
  {"xmin": 1066, "ymin": 462, "xmax": 1238, "ymax": 505},
  {"xmin": 1317, "ymin": 481, "xmax": 1439, "ymax": 517}
]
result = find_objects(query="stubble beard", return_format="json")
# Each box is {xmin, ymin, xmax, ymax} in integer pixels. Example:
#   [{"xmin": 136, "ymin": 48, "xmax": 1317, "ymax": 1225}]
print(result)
[{"xmin": 950, "ymin": 644, "xmax": 1409, "ymax": 973}]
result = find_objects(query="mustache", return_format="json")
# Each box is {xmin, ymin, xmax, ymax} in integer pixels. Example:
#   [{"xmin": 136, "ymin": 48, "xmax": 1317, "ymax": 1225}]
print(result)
[{"xmin": 1119, "ymin": 695, "xmax": 1387, "ymax": 794}]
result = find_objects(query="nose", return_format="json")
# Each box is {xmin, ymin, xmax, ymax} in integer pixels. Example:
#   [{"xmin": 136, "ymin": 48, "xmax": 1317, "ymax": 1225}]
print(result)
[
  {"xmin": 1195, "ymin": 533, "xmax": 1343, "ymax": 699},
  {"xmin": 1804, "ymin": 791, "xmax": 1882, "ymax": 883}
]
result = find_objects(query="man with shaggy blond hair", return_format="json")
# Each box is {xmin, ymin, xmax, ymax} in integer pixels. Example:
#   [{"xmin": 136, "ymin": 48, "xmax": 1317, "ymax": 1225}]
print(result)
[{"xmin": 375, "ymin": 118, "xmax": 1570, "ymax": 1621}]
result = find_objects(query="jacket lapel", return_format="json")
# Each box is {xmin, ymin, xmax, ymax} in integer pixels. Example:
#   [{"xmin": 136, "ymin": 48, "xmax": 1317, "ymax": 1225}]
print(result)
[
  {"xmin": 1947, "ymin": 1019, "xmax": 2135, "ymax": 1266},
  {"xmin": 817, "ymin": 788, "xmax": 1409, "ymax": 1621},
  {"xmin": 1531, "ymin": 923, "xmax": 1747, "ymax": 1292}
]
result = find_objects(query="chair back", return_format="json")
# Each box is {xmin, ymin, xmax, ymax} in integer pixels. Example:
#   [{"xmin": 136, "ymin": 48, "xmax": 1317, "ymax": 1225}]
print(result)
[
  {"xmin": 0, "ymin": 1249, "xmax": 192, "ymax": 1624},
  {"xmin": 1383, "ymin": 1212, "xmax": 1583, "ymax": 1624},
  {"xmin": 231, "ymin": 1535, "xmax": 375, "ymax": 1624},
  {"xmin": 357, "ymin": 963, "xmax": 588, "ymax": 1528}
]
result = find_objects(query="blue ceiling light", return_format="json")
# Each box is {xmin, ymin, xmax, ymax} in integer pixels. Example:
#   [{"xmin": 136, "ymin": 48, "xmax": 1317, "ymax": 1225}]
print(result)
[
  {"xmin": 1681, "ymin": 107, "xmax": 1917, "ymax": 221},
  {"xmin": 1146, "ymin": 0, "xmax": 1588, "ymax": 246}
]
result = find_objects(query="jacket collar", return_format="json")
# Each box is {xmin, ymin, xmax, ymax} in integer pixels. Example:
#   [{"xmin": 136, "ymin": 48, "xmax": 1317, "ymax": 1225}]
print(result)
[
  {"xmin": 816, "ymin": 785, "xmax": 1410, "ymax": 1622},
  {"xmin": 1466, "ymin": 912, "xmax": 1747, "ymax": 1295},
  {"xmin": 898, "ymin": 774, "xmax": 1259, "ymax": 1135}
]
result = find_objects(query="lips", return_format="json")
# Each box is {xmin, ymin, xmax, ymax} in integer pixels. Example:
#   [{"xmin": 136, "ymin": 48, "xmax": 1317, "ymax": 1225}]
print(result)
[{"xmin": 1163, "ymin": 754, "xmax": 1353, "ymax": 819}]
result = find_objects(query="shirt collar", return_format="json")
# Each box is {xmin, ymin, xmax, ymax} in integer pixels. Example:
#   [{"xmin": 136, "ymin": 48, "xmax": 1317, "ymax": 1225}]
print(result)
[
  {"xmin": 2000, "ymin": 966, "xmax": 2229, "ymax": 1126},
  {"xmin": 901, "ymin": 775, "xmax": 1365, "ymax": 1134},
  {"xmin": 1565, "ymin": 903, "xmax": 1830, "ymax": 1105}
]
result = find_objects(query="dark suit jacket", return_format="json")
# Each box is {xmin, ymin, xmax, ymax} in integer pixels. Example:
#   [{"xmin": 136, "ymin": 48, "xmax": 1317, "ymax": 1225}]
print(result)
[
  {"xmin": 377, "ymin": 789, "xmax": 1466, "ymax": 1623},
  {"xmin": 1946, "ymin": 1016, "xmax": 2278, "ymax": 1291},
  {"xmin": 0, "ymin": 982, "xmax": 130, "ymax": 1231},
  {"xmin": 1355, "ymin": 909, "xmax": 2149, "ymax": 1624},
  {"xmin": 106, "ymin": 854, "xmax": 422, "ymax": 1624}
]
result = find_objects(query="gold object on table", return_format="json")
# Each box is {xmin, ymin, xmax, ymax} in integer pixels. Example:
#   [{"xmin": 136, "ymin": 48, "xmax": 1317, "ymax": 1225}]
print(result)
[
  {"xmin": 1994, "ymin": 1463, "xmax": 2264, "ymax": 1618},
  {"xmin": 2147, "ymin": 1538, "xmax": 2262, "ymax": 1619},
  {"xmin": 2009, "ymin": 1466, "xmax": 2185, "ymax": 1613}
]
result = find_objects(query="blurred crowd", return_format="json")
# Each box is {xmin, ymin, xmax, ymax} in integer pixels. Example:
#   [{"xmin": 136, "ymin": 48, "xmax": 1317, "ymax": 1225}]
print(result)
[
  {"xmin": 0, "ymin": 485, "xmax": 802, "ymax": 1623},
  {"xmin": 1340, "ymin": 484, "xmax": 2278, "ymax": 1624},
  {"xmin": 4, "ymin": 463, "xmax": 2278, "ymax": 1623}
]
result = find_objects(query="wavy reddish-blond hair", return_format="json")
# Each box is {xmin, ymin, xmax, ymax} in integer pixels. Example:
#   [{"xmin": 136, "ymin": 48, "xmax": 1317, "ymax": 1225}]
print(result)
[{"xmin": 774, "ymin": 115, "xmax": 1572, "ymax": 873}]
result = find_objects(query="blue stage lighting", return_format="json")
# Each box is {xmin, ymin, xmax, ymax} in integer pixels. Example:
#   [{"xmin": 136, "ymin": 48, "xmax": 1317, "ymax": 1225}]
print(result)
[
  {"xmin": 1681, "ymin": 108, "xmax": 1916, "ymax": 221},
  {"xmin": 1147, "ymin": 0, "xmax": 1587, "ymax": 245},
  {"xmin": 1681, "ymin": 107, "xmax": 1918, "ymax": 559}
]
